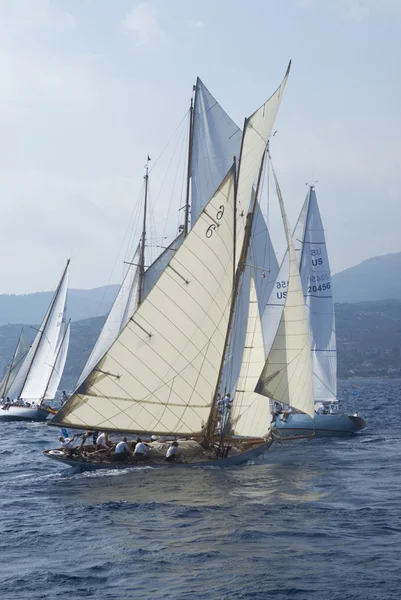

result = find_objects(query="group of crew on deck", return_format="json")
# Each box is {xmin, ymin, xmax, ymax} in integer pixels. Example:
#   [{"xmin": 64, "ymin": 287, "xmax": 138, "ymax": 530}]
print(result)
[
  {"xmin": 58, "ymin": 431, "xmax": 180, "ymax": 463},
  {"xmin": 0, "ymin": 397, "xmax": 39, "ymax": 410},
  {"xmin": 271, "ymin": 400, "xmax": 339, "ymax": 420}
]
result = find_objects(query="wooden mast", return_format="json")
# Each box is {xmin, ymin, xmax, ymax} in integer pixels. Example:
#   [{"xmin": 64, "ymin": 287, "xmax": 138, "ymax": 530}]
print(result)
[{"xmin": 137, "ymin": 157, "xmax": 150, "ymax": 306}]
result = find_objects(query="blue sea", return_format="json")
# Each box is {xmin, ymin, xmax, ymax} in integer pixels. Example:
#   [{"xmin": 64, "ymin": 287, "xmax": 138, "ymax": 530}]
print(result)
[{"xmin": 0, "ymin": 379, "xmax": 400, "ymax": 600}]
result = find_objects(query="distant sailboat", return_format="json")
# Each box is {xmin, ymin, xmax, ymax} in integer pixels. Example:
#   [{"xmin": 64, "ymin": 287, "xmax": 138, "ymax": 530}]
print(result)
[
  {"xmin": 271, "ymin": 186, "xmax": 366, "ymax": 436},
  {"xmin": 43, "ymin": 64, "xmax": 309, "ymax": 471},
  {"xmin": 0, "ymin": 261, "xmax": 71, "ymax": 422},
  {"xmin": 0, "ymin": 329, "xmax": 30, "ymax": 401}
]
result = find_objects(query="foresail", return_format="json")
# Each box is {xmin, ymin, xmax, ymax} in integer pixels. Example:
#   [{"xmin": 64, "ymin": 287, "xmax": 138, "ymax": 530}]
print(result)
[
  {"xmin": 76, "ymin": 245, "xmax": 141, "ymax": 390},
  {"xmin": 0, "ymin": 330, "xmax": 29, "ymax": 398},
  {"xmin": 256, "ymin": 163, "xmax": 315, "ymax": 418},
  {"xmin": 45, "ymin": 320, "xmax": 71, "ymax": 400},
  {"xmin": 231, "ymin": 273, "xmax": 271, "ymax": 438},
  {"xmin": 142, "ymin": 233, "xmax": 184, "ymax": 299},
  {"xmin": 53, "ymin": 167, "xmax": 237, "ymax": 435},
  {"xmin": 220, "ymin": 200, "xmax": 278, "ymax": 396},
  {"xmin": 191, "ymin": 78, "xmax": 242, "ymax": 225},
  {"xmin": 298, "ymin": 188, "xmax": 337, "ymax": 402}
]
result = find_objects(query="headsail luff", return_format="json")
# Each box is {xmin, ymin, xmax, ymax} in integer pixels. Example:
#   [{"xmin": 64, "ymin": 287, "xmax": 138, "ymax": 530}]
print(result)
[
  {"xmin": 230, "ymin": 272, "xmax": 271, "ymax": 438},
  {"xmin": 52, "ymin": 166, "xmax": 238, "ymax": 435},
  {"xmin": 44, "ymin": 319, "xmax": 71, "ymax": 401},
  {"xmin": 76, "ymin": 244, "xmax": 141, "ymax": 391},
  {"xmin": 8, "ymin": 261, "xmax": 70, "ymax": 401},
  {"xmin": 0, "ymin": 330, "xmax": 29, "ymax": 399},
  {"xmin": 256, "ymin": 160, "xmax": 315, "ymax": 418},
  {"xmin": 296, "ymin": 187, "xmax": 337, "ymax": 402}
]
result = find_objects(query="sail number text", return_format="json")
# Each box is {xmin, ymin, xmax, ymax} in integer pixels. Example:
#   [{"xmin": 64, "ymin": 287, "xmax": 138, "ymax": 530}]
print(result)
[{"xmin": 206, "ymin": 205, "xmax": 225, "ymax": 238}]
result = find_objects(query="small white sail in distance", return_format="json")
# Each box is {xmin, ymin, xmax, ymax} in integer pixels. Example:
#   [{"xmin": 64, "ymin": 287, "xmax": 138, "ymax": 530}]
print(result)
[
  {"xmin": 0, "ymin": 329, "xmax": 30, "ymax": 399},
  {"xmin": 53, "ymin": 166, "xmax": 238, "ymax": 435},
  {"xmin": 256, "ymin": 160, "xmax": 315, "ymax": 418},
  {"xmin": 8, "ymin": 261, "xmax": 70, "ymax": 402},
  {"xmin": 295, "ymin": 186, "xmax": 337, "ymax": 402}
]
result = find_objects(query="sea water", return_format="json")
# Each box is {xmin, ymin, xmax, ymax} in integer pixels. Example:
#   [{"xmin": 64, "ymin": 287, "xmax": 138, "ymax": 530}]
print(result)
[{"xmin": 0, "ymin": 379, "xmax": 400, "ymax": 600}]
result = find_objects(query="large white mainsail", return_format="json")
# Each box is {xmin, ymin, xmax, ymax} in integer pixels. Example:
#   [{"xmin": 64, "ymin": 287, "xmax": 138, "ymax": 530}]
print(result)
[
  {"xmin": 0, "ymin": 330, "xmax": 30, "ymax": 399},
  {"xmin": 256, "ymin": 161, "xmax": 315, "ymax": 418},
  {"xmin": 53, "ymin": 167, "xmax": 238, "ymax": 434},
  {"xmin": 8, "ymin": 261, "xmax": 70, "ymax": 402},
  {"xmin": 296, "ymin": 187, "xmax": 337, "ymax": 402}
]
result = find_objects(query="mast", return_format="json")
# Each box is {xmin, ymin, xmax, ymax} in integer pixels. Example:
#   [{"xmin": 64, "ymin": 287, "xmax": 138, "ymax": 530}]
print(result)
[
  {"xmin": 137, "ymin": 157, "xmax": 150, "ymax": 306},
  {"xmin": 40, "ymin": 319, "xmax": 71, "ymax": 405},
  {"xmin": 203, "ymin": 138, "xmax": 267, "ymax": 445},
  {"xmin": 184, "ymin": 86, "xmax": 196, "ymax": 236},
  {"xmin": 0, "ymin": 330, "xmax": 23, "ymax": 398},
  {"xmin": 17, "ymin": 259, "xmax": 70, "ymax": 399}
]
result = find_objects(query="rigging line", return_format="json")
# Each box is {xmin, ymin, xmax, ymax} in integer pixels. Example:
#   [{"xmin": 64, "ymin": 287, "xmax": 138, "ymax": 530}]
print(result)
[
  {"xmin": 148, "ymin": 110, "xmax": 188, "ymax": 176},
  {"xmin": 161, "ymin": 116, "xmax": 188, "ymax": 243}
]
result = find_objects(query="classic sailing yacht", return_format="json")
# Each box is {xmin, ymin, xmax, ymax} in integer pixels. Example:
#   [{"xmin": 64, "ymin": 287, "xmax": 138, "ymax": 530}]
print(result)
[
  {"xmin": 270, "ymin": 186, "xmax": 366, "ymax": 436},
  {"xmin": 44, "ymin": 63, "xmax": 315, "ymax": 470},
  {"xmin": 0, "ymin": 261, "xmax": 71, "ymax": 422}
]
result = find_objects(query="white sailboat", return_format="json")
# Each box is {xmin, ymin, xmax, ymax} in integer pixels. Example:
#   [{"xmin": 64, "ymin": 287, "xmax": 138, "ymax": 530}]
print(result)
[
  {"xmin": 0, "ymin": 329, "xmax": 30, "ymax": 401},
  {"xmin": 1, "ymin": 261, "xmax": 71, "ymax": 422},
  {"xmin": 270, "ymin": 186, "xmax": 366, "ymax": 436},
  {"xmin": 43, "ymin": 64, "xmax": 313, "ymax": 470}
]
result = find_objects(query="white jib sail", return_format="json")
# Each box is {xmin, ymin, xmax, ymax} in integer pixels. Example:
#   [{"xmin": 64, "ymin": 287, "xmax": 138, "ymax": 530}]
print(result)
[
  {"xmin": 297, "ymin": 187, "xmax": 337, "ymax": 402},
  {"xmin": 54, "ymin": 167, "xmax": 237, "ymax": 435},
  {"xmin": 10, "ymin": 261, "xmax": 70, "ymax": 401},
  {"xmin": 45, "ymin": 320, "xmax": 71, "ymax": 400},
  {"xmin": 191, "ymin": 78, "xmax": 242, "ymax": 225},
  {"xmin": 76, "ymin": 245, "xmax": 141, "ymax": 390},
  {"xmin": 231, "ymin": 272, "xmax": 271, "ymax": 438},
  {"xmin": 256, "ymin": 163, "xmax": 315, "ymax": 418}
]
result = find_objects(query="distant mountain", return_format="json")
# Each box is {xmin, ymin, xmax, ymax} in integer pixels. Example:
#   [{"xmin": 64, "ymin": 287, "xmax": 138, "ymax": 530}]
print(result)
[
  {"xmin": 0, "ymin": 285, "xmax": 119, "ymax": 326},
  {"xmin": 333, "ymin": 253, "xmax": 401, "ymax": 303}
]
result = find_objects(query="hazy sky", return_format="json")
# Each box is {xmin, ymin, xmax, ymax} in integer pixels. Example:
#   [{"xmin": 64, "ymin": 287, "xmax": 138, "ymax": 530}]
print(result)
[{"xmin": 0, "ymin": 0, "xmax": 400, "ymax": 294}]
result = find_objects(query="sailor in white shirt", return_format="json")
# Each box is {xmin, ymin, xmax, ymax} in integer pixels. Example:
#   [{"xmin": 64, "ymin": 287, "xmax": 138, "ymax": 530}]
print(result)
[
  {"xmin": 59, "ymin": 434, "xmax": 81, "ymax": 457},
  {"xmin": 329, "ymin": 402, "xmax": 338, "ymax": 415},
  {"xmin": 96, "ymin": 432, "xmax": 110, "ymax": 450},
  {"xmin": 217, "ymin": 394, "xmax": 224, "ymax": 414},
  {"xmin": 114, "ymin": 437, "xmax": 132, "ymax": 461},
  {"xmin": 223, "ymin": 393, "xmax": 232, "ymax": 410},
  {"xmin": 165, "ymin": 441, "xmax": 179, "ymax": 462},
  {"xmin": 133, "ymin": 438, "xmax": 148, "ymax": 457}
]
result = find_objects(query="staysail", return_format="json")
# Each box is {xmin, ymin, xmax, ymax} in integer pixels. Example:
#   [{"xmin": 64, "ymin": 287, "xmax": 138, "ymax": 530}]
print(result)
[
  {"xmin": 53, "ymin": 167, "xmax": 237, "ymax": 434},
  {"xmin": 296, "ymin": 187, "xmax": 337, "ymax": 402},
  {"xmin": 256, "ymin": 161, "xmax": 315, "ymax": 418},
  {"xmin": 231, "ymin": 272, "xmax": 271, "ymax": 438},
  {"xmin": 8, "ymin": 261, "xmax": 70, "ymax": 401},
  {"xmin": 76, "ymin": 245, "xmax": 141, "ymax": 390}
]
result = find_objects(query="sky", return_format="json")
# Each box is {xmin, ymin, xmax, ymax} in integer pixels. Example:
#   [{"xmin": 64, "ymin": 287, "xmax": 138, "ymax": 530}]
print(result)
[{"xmin": 0, "ymin": 0, "xmax": 400, "ymax": 294}]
